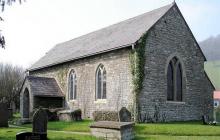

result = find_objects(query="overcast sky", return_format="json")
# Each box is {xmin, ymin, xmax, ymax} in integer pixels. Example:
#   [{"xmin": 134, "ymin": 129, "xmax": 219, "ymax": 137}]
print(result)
[{"xmin": 0, "ymin": 0, "xmax": 219, "ymax": 68}]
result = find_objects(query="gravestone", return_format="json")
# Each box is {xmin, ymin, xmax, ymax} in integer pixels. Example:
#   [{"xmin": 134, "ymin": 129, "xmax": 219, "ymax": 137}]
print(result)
[
  {"xmin": 8, "ymin": 108, "xmax": 13, "ymax": 119},
  {"xmin": 33, "ymin": 108, "xmax": 48, "ymax": 135},
  {"xmin": 16, "ymin": 108, "xmax": 48, "ymax": 140},
  {"xmin": 16, "ymin": 132, "xmax": 40, "ymax": 140},
  {"xmin": 0, "ymin": 103, "xmax": 9, "ymax": 127},
  {"xmin": 202, "ymin": 115, "xmax": 209, "ymax": 125},
  {"xmin": 119, "ymin": 107, "xmax": 131, "ymax": 122}
]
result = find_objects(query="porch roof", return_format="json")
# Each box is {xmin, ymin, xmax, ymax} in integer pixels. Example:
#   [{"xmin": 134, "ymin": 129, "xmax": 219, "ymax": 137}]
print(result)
[{"xmin": 27, "ymin": 76, "xmax": 64, "ymax": 97}]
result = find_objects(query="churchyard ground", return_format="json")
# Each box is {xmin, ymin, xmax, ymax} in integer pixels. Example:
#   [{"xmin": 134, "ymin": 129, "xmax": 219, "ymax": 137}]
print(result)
[{"xmin": 1, "ymin": 116, "xmax": 220, "ymax": 140}]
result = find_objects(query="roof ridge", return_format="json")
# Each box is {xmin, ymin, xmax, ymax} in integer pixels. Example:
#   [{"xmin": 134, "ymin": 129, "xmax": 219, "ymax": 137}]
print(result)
[
  {"xmin": 29, "ymin": 3, "xmax": 174, "ymax": 71},
  {"xmin": 55, "ymin": 3, "xmax": 174, "ymax": 47}
]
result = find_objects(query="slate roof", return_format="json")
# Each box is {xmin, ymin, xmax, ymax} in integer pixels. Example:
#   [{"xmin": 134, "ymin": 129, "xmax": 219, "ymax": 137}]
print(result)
[
  {"xmin": 29, "ymin": 3, "xmax": 174, "ymax": 71},
  {"xmin": 27, "ymin": 76, "xmax": 64, "ymax": 97}
]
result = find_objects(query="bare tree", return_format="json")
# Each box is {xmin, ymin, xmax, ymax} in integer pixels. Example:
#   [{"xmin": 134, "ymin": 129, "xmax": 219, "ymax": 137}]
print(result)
[
  {"xmin": 0, "ymin": 0, "xmax": 25, "ymax": 12},
  {"xmin": 0, "ymin": 0, "xmax": 26, "ymax": 48},
  {"xmin": 0, "ymin": 63, "xmax": 24, "ymax": 111}
]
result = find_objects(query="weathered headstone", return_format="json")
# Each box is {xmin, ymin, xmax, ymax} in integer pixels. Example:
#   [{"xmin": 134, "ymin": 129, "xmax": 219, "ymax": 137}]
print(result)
[
  {"xmin": 0, "ymin": 103, "xmax": 9, "ymax": 127},
  {"xmin": 8, "ymin": 108, "xmax": 13, "ymax": 119},
  {"xmin": 16, "ymin": 132, "xmax": 37, "ymax": 140},
  {"xmin": 16, "ymin": 108, "xmax": 48, "ymax": 140},
  {"xmin": 119, "ymin": 107, "xmax": 131, "ymax": 122},
  {"xmin": 33, "ymin": 108, "xmax": 48, "ymax": 135},
  {"xmin": 202, "ymin": 115, "xmax": 209, "ymax": 125}
]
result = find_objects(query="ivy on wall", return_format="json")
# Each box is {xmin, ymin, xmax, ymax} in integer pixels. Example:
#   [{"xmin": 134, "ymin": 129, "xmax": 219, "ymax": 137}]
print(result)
[
  {"xmin": 129, "ymin": 33, "xmax": 148, "ymax": 121},
  {"xmin": 129, "ymin": 33, "xmax": 148, "ymax": 95}
]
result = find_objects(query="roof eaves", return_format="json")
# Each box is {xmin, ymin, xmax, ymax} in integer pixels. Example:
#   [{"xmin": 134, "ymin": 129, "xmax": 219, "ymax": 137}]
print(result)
[
  {"xmin": 33, "ymin": 95, "xmax": 65, "ymax": 97},
  {"xmin": 29, "ymin": 43, "xmax": 134, "ymax": 71}
]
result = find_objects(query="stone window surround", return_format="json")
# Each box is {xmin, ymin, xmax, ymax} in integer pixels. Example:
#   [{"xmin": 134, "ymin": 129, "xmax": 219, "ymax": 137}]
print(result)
[
  {"xmin": 68, "ymin": 69, "xmax": 77, "ymax": 101},
  {"xmin": 165, "ymin": 53, "xmax": 186, "ymax": 103},
  {"xmin": 95, "ymin": 64, "xmax": 107, "ymax": 100}
]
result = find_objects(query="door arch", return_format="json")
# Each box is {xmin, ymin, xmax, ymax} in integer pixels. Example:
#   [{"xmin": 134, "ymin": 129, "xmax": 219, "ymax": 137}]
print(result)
[{"xmin": 23, "ymin": 88, "xmax": 30, "ymax": 118}]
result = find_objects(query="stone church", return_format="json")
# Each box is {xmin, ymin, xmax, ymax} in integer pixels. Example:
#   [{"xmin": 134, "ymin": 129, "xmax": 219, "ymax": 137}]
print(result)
[{"xmin": 20, "ymin": 3, "xmax": 214, "ymax": 122}]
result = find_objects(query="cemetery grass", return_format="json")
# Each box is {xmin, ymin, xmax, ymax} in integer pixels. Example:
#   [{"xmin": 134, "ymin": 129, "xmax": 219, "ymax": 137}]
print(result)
[
  {"xmin": 22, "ymin": 119, "xmax": 92, "ymax": 132},
  {"xmin": 0, "ymin": 127, "xmax": 96, "ymax": 140},
  {"xmin": 135, "ymin": 121, "xmax": 220, "ymax": 139},
  {"xmin": 11, "ymin": 120, "xmax": 220, "ymax": 140},
  {"xmin": 22, "ymin": 120, "xmax": 220, "ymax": 136}
]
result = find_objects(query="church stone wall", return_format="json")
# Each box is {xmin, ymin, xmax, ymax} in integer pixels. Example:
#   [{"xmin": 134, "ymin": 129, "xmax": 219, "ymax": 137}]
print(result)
[
  {"xmin": 139, "ymin": 5, "xmax": 214, "ymax": 122},
  {"xmin": 29, "ymin": 48, "xmax": 133, "ymax": 119}
]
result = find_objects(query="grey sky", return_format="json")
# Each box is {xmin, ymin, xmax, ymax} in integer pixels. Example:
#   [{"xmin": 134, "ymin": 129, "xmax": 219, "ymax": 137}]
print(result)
[{"xmin": 0, "ymin": 0, "xmax": 219, "ymax": 68}]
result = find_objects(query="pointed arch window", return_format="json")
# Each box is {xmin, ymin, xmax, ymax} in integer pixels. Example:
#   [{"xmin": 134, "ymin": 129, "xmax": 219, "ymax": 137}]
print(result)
[
  {"xmin": 68, "ymin": 70, "xmax": 77, "ymax": 100},
  {"xmin": 96, "ymin": 64, "xmax": 106, "ymax": 100},
  {"xmin": 167, "ymin": 57, "xmax": 183, "ymax": 101}
]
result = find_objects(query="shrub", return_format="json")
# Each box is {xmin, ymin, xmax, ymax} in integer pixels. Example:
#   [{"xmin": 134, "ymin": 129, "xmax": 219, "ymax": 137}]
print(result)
[{"xmin": 93, "ymin": 111, "xmax": 119, "ymax": 121}]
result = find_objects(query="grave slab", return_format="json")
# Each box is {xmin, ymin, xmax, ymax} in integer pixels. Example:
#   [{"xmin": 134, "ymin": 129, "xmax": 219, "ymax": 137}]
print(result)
[{"xmin": 90, "ymin": 121, "xmax": 135, "ymax": 140}]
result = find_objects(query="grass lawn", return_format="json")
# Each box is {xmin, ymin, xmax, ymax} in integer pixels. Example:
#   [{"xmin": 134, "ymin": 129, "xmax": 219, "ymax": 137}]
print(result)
[
  {"xmin": 135, "ymin": 121, "xmax": 220, "ymax": 140},
  {"xmin": 22, "ymin": 119, "xmax": 92, "ymax": 132},
  {"xmin": 3, "ymin": 120, "xmax": 220, "ymax": 140},
  {"xmin": 135, "ymin": 121, "xmax": 220, "ymax": 136},
  {"xmin": 0, "ymin": 127, "xmax": 96, "ymax": 140},
  {"xmin": 135, "ymin": 135, "xmax": 220, "ymax": 140}
]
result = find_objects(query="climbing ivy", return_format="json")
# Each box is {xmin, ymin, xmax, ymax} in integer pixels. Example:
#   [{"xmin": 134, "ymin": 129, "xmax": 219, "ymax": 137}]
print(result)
[
  {"xmin": 129, "ymin": 33, "xmax": 148, "ymax": 95},
  {"xmin": 129, "ymin": 33, "xmax": 148, "ymax": 122}
]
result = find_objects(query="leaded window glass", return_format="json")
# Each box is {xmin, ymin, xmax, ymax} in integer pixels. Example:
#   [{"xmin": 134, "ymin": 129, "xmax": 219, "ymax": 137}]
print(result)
[
  {"xmin": 69, "ymin": 70, "xmax": 77, "ymax": 100},
  {"xmin": 167, "ymin": 57, "xmax": 183, "ymax": 101},
  {"xmin": 96, "ymin": 64, "xmax": 107, "ymax": 100}
]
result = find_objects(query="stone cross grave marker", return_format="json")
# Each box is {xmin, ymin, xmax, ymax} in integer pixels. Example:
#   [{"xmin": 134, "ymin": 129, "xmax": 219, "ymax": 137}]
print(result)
[
  {"xmin": 0, "ymin": 103, "xmax": 9, "ymax": 127},
  {"xmin": 32, "ymin": 108, "xmax": 48, "ymax": 134},
  {"xmin": 119, "ymin": 107, "xmax": 132, "ymax": 122}
]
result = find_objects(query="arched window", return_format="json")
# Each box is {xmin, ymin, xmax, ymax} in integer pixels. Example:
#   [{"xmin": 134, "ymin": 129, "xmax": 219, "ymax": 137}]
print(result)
[
  {"xmin": 96, "ymin": 64, "xmax": 106, "ymax": 100},
  {"xmin": 68, "ymin": 70, "xmax": 77, "ymax": 100},
  {"xmin": 167, "ymin": 62, "xmax": 174, "ymax": 101},
  {"xmin": 167, "ymin": 57, "xmax": 183, "ymax": 101}
]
